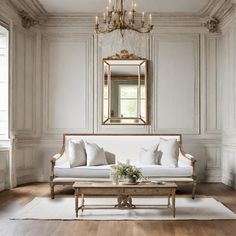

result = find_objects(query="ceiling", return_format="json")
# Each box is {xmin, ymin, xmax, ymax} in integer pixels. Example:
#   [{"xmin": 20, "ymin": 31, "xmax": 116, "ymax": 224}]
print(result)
[{"xmin": 38, "ymin": 0, "xmax": 210, "ymax": 14}]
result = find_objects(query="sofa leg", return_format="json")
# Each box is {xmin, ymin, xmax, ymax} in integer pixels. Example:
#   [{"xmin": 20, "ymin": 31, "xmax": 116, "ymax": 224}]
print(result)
[
  {"xmin": 192, "ymin": 180, "xmax": 197, "ymax": 199},
  {"xmin": 50, "ymin": 182, "xmax": 55, "ymax": 199}
]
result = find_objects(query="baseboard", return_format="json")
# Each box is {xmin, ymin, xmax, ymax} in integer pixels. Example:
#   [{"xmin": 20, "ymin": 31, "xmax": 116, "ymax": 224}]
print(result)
[
  {"xmin": 17, "ymin": 175, "xmax": 40, "ymax": 185},
  {"xmin": 222, "ymin": 176, "xmax": 236, "ymax": 190}
]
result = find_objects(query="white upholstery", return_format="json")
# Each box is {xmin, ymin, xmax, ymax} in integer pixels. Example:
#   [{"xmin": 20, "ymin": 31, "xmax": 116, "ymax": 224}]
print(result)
[
  {"xmin": 54, "ymin": 161, "xmax": 192, "ymax": 178},
  {"xmin": 68, "ymin": 140, "xmax": 86, "ymax": 167},
  {"xmin": 158, "ymin": 138, "xmax": 179, "ymax": 167},
  {"xmin": 139, "ymin": 144, "xmax": 160, "ymax": 165},
  {"xmin": 55, "ymin": 162, "xmax": 112, "ymax": 178},
  {"xmin": 53, "ymin": 135, "xmax": 194, "ymax": 181},
  {"xmin": 85, "ymin": 141, "xmax": 108, "ymax": 166},
  {"xmin": 62, "ymin": 135, "xmax": 181, "ymax": 164}
]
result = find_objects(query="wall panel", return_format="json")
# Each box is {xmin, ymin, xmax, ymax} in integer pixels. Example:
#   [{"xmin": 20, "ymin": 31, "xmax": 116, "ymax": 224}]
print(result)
[
  {"xmin": 42, "ymin": 33, "xmax": 93, "ymax": 135},
  {"xmin": 13, "ymin": 27, "xmax": 36, "ymax": 135},
  {"xmin": 152, "ymin": 34, "xmax": 200, "ymax": 134}
]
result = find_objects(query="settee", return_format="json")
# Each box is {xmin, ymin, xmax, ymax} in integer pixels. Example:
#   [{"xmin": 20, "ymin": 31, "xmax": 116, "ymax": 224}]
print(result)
[{"xmin": 50, "ymin": 134, "xmax": 197, "ymax": 199}]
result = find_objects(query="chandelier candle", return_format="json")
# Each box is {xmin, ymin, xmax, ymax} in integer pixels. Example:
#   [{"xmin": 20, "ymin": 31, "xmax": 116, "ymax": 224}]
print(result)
[{"xmin": 95, "ymin": 0, "xmax": 154, "ymax": 36}]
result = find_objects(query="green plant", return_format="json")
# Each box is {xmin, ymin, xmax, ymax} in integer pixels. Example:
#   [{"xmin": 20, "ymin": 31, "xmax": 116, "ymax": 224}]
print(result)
[{"xmin": 111, "ymin": 162, "xmax": 143, "ymax": 181}]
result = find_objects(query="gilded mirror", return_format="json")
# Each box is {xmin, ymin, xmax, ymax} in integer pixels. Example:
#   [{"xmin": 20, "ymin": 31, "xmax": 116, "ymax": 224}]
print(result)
[{"xmin": 102, "ymin": 50, "xmax": 148, "ymax": 125}]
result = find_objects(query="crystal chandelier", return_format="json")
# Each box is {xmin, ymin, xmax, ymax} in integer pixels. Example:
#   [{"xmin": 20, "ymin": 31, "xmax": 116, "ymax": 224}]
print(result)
[{"xmin": 95, "ymin": 0, "xmax": 153, "ymax": 37}]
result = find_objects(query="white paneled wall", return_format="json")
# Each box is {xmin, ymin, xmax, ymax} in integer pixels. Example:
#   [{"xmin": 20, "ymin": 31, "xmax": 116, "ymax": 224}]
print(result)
[
  {"xmin": 152, "ymin": 34, "xmax": 199, "ymax": 134},
  {"xmin": 11, "ymin": 26, "xmax": 38, "ymax": 185},
  {"xmin": 0, "ymin": 150, "xmax": 9, "ymax": 191},
  {"xmin": 0, "ymin": 0, "xmax": 227, "ymax": 186},
  {"xmin": 42, "ymin": 33, "xmax": 94, "ymax": 135},
  {"xmin": 220, "ymin": 16, "xmax": 236, "ymax": 189},
  {"xmin": 13, "ymin": 26, "xmax": 37, "ymax": 135}
]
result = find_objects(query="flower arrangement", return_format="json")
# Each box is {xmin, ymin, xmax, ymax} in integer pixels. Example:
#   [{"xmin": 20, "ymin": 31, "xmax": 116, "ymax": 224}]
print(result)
[{"xmin": 110, "ymin": 162, "xmax": 143, "ymax": 184}]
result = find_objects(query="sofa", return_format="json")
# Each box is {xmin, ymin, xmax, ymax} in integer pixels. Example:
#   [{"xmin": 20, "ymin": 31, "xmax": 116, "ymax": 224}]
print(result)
[{"xmin": 50, "ymin": 134, "xmax": 197, "ymax": 199}]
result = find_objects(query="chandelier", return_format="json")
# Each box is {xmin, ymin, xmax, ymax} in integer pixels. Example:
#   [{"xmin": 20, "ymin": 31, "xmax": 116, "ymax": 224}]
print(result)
[{"xmin": 95, "ymin": 0, "xmax": 153, "ymax": 37}]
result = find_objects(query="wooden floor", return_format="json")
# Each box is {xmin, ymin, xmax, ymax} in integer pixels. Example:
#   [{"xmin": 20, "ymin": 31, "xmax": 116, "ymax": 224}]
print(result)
[{"xmin": 0, "ymin": 183, "xmax": 236, "ymax": 236}]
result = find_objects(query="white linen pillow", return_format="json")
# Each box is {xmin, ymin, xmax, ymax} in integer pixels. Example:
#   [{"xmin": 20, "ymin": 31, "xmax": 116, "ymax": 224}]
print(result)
[
  {"xmin": 85, "ymin": 142, "xmax": 108, "ymax": 166},
  {"xmin": 158, "ymin": 138, "xmax": 179, "ymax": 167},
  {"xmin": 139, "ymin": 145, "xmax": 161, "ymax": 165},
  {"xmin": 68, "ymin": 140, "xmax": 86, "ymax": 167}
]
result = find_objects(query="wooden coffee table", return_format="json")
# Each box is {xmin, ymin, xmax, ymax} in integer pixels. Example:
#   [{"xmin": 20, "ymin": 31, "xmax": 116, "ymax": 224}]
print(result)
[{"xmin": 73, "ymin": 182, "xmax": 177, "ymax": 217}]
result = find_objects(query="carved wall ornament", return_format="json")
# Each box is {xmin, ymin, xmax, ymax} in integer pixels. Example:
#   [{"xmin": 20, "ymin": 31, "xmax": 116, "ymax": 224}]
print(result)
[
  {"xmin": 19, "ymin": 10, "xmax": 39, "ymax": 29},
  {"xmin": 203, "ymin": 17, "xmax": 219, "ymax": 33},
  {"xmin": 105, "ymin": 49, "xmax": 144, "ymax": 60}
]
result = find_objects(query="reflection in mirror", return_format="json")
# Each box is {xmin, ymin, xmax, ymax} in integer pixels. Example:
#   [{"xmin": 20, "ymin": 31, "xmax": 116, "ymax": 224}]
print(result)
[{"xmin": 102, "ymin": 57, "xmax": 148, "ymax": 125}]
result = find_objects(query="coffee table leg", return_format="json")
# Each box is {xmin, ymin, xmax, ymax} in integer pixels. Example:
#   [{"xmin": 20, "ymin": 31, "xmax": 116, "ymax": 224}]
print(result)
[
  {"xmin": 172, "ymin": 188, "xmax": 176, "ymax": 218},
  {"xmin": 167, "ymin": 191, "xmax": 171, "ymax": 207},
  {"xmin": 75, "ymin": 188, "xmax": 78, "ymax": 217},
  {"xmin": 81, "ymin": 193, "xmax": 85, "ymax": 212}
]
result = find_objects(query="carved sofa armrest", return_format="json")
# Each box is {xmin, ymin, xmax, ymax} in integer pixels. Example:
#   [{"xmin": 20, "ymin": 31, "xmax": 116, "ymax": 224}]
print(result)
[
  {"xmin": 179, "ymin": 146, "xmax": 197, "ymax": 177},
  {"xmin": 50, "ymin": 153, "xmax": 62, "ymax": 180}
]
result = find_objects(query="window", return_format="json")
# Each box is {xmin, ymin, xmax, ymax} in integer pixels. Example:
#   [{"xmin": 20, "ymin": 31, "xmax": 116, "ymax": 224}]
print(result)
[
  {"xmin": 119, "ymin": 84, "xmax": 146, "ymax": 118},
  {"xmin": 0, "ymin": 25, "xmax": 9, "ymax": 139}
]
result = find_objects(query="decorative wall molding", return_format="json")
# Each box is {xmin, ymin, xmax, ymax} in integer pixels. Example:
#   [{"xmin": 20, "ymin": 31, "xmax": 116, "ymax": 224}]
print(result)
[
  {"xmin": 0, "ymin": 150, "xmax": 9, "ymax": 191},
  {"xmin": 220, "ymin": 16, "xmax": 236, "ymax": 190},
  {"xmin": 18, "ymin": 10, "xmax": 39, "ymax": 29},
  {"xmin": 205, "ymin": 34, "xmax": 222, "ymax": 134},
  {"xmin": 151, "ymin": 34, "xmax": 200, "ymax": 134},
  {"xmin": 12, "ymin": 26, "xmax": 37, "ymax": 136},
  {"xmin": 203, "ymin": 17, "xmax": 220, "ymax": 32},
  {"xmin": 42, "ymin": 32, "xmax": 94, "ymax": 135},
  {"xmin": 94, "ymin": 31, "xmax": 150, "ymax": 134}
]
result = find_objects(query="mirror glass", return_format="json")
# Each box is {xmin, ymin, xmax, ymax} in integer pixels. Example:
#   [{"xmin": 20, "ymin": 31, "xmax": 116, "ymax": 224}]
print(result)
[{"xmin": 102, "ymin": 59, "xmax": 148, "ymax": 125}]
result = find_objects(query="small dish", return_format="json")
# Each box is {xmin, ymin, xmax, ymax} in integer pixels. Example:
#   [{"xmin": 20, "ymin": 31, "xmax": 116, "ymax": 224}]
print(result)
[{"xmin": 151, "ymin": 181, "xmax": 166, "ymax": 185}]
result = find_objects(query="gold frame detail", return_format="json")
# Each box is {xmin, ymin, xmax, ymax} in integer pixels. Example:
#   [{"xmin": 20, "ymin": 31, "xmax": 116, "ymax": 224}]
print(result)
[{"xmin": 102, "ymin": 50, "xmax": 148, "ymax": 125}]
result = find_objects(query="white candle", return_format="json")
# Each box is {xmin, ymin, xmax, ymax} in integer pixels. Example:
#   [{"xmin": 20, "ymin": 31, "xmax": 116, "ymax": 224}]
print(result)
[
  {"xmin": 108, "ymin": 0, "xmax": 112, "ymax": 10},
  {"xmin": 95, "ymin": 16, "xmax": 98, "ymax": 25},
  {"xmin": 131, "ymin": 0, "xmax": 135, "ymax": 10},
  {"xmin": 106, "ymin": 6, "xmax": 109, "ymax": 15},
  {"xmin": 103, "ymin": 12, "xmax": 106, "ymax": 21},
  {"xmin": 142, "ymin": 12, "xmax": 145, "ymax": 22},
  {"xmin": 129, "ymin": 11, "xmax": 132, "ymax": 20},
  {"xmin": 149, "ymin": 14, "xmax": 152, "ymax": 25}
]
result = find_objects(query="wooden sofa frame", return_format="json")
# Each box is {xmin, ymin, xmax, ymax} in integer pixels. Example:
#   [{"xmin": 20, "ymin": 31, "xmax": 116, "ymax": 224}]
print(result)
[{"xmin": 50, "ymin": 134, "xmax": 197, "ymax": 199}]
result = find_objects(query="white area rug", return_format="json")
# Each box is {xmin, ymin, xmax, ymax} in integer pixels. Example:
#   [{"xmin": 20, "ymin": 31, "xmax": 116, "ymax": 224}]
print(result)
[{"xmin": 11, "ymin": 197, "xmax": 236, "ymax": 221}]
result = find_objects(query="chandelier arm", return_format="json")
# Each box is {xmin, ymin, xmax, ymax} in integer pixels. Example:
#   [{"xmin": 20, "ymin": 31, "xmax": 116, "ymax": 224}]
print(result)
[{"xmin": 95, "ymin": 0, "xmax": 154, "ymax": 36}]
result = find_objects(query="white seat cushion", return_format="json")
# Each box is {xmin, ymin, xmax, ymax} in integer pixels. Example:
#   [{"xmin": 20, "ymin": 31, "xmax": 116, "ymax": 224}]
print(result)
[
  {"xmin": 54, "ymin": 162, "xmax": 192, "ymax": 178},
  {"xmin": 54, "ymin": 162, "xmax": 112, "ymax": 178},
  {"xmin": 135, "ymin": 163, "xmax": 193, "ymax": 177}
]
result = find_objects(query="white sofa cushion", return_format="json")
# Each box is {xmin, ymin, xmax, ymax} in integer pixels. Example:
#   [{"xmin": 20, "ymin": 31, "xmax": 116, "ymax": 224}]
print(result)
[
  {"xmin": 85, "ymin": 142, "xmax": 108, "ymax": 166},
  {"xmin": 139, "ymin": 145, "xmax": 160, "ymax": 165},
  {"xmin": 64, "ymin": 135, "xmax": 181, "ymax": 164},
  {"xmin": 158, "ymin": 138, "xmax": 179, "ymax": 167},
  {"xmin": 54, "ymin": 162, "xmax": 193, "ymax": 178},
  {"xmin": 68, "ymin": 140, "xmax": 86, "ymax": 167},
  {"xmin": 55, "ymin": 162, "xmax": 112, "ymax": 178},
  {"xmin": 136, "ymin": 163, "xmax": 192, "ymax": 177}
]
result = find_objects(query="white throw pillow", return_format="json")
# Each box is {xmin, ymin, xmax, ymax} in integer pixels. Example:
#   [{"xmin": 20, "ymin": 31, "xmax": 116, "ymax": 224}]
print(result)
[
  {"xmin": 85, "ymin": 142, "xmax": 108, "ymax": 166},
  {"xmin": 139, "ymin": 145, "xmax": 160, "ymax": 165},
  {"xmin": 68, "ymin": 140, "xmax": 86, "ymax": 167},
  {"xmin": 158, "ymin": 139, "xmax": 179, "ymax": 167}
]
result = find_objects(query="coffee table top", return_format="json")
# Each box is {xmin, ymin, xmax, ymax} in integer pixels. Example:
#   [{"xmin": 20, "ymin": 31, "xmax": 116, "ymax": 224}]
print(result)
[{"xmin": 73, "ymin": 181, "xmax": 177, "ymax": 188}]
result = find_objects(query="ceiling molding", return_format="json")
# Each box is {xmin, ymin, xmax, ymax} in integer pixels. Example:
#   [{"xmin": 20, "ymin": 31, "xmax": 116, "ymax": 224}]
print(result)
[
  {"xmin": 9, "ymin": 0, "xmax": 47, "ymax": 21},
  {"xmin": 7, "ymin": 0, "xmax": 235, "ymax": 30},
  {"xmin": 199, "ymin": 0, "xmax": 233, "ymax": 19},
  {"xmin": 42, "ymin": 13, "xmax": 203, "ymax": 28}
]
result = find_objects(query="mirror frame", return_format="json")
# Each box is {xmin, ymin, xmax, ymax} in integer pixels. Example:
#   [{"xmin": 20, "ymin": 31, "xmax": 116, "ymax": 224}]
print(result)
[{"xmin": 102, "ymin": 50, "xmax": 148, "ymax": 125}]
